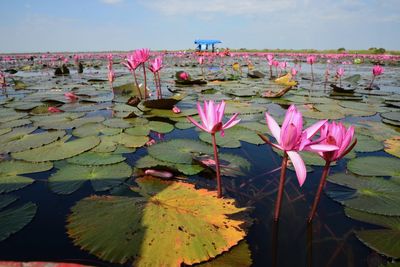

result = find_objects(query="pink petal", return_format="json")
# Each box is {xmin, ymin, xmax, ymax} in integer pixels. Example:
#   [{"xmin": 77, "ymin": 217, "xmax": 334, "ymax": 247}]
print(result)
[
  {"xmin": 187, "ymin": 116, "xmax": 209, "ymax": 133},
  {"xmin": 197, "ymin": 102, "xmax": 208, "ymax": 129},
  {"xmin": 217, "ymin": 101, "xmax": 226, "ymax": 123},
  {"xmin": 222, "ymin": 113, "xmax": 240, "ymax": 130},
  {"xmin": 306, "ymin": 144, "xmax": 339, "ymax": 152},
  {"xmin": 287, "ymin": 151, "xmax": 307, "ymax": 187},
  {"xmin": 265, "ymin": 113, "xmax": 281, "ymax": 143},
  {"xmin": 304, "ymin": 119, "xmax": 327, "ymax": 139}
]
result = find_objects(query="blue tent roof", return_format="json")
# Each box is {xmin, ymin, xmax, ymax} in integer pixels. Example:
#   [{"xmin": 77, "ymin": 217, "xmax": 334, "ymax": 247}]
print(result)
[{"xmin": 194, "ymin": 39, "xmax": 222, "ymax": 45}]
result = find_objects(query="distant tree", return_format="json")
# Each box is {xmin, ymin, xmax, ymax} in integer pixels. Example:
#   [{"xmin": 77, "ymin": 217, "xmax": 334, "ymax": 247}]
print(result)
[
  {"xmin": 376, "ymin": 48, "xmax": 386, "ymax": 54},
  {"xmin": 338, "ymin": 47, "xmax": 346, "ymax": 52}
]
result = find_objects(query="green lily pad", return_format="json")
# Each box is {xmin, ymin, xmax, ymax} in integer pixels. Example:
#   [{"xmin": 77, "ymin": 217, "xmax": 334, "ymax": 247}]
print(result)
[
  {"xmin": 347, "ymin": 156, "xmax": 400, "ymax": 177},
  {"xmin": 345, "ymin": 208, "xmax": 400, "ymax": 259},
  {"xmin": 198, "ymin": 241, "xmax": 252, "ymax": 267},
  {"xmin": 125, "ymin": 121, "xmax": 174, "ymax": 136},
  {"xmin": 0, "ymin": 202, "xmax": 37, "ymax": 242},
  {"xmin": 35, "ymin": 116, "xmax": 105, "ymax": 130},
  {"xmin": 327, "ymin": 173, "xmax": 400, "ymax": 215},
  {"xmin": 102, "ymin": 118, "xmax": 132, "ymax": 129},
  {"xmin": 67, "ymin": 176, "xmax": 248, "ymax": 266},
  {"xmin": 136, "ymin": 155, "xmax": 204, "ymax": 175},
  {"xmin": 0, "ymin": 130, "xmax": 66, "ymax": 153},
  {"xmin": 0, "ymin": 161, "xmax": 53, "ymax": 193},
  {"xmin": 12, "ymin": 135, "xmax": 100, "ymax": 162},
  {"xmin": 199, "ymin": 126, "xmax": 264, "ymax": 148},
  {"xmin": 148, "ymin": 139, "xmax": 213, "ymax": 164},
  {"xmin": 0, "ymin": 128, "xmax": 12, "ymax": 136},
  {"xmin": 384, "ymin": 137, "xmax": 400, "ymax": 158},
  {"xmin": 354, "ymin": 134, "xmax": 384, "ymax": 153},
  {"xmin": 49, "ymin": 162, "xmax": 132, "ymax": 194},
  {"xmin": 0, "ymin": 126, "xmax": 38, "ymax": 144},
  {"xmin": 355, "ymin": 121, "xmax": 399, "ymax": 142},
  {"xmin": 381, "ymin": 111, "xmax": 400, "ymax": 122},
  {"xmin": 0, "ymin": 195, "xmax": 18, "ymax": 210},
  {"xmin": 0, "ymin": 118, "xmax": 32, "ymax": 129},
  {"xmin": 67, "ymin": 152, "xmax": 126, "ymax": 165},
  {"xmin": 72, "ymin": 123, "xmax": 122, "ymax": 138},
  {"xmin": 149, "ymin": 108, "xmax": 198, "ymax": 118}
]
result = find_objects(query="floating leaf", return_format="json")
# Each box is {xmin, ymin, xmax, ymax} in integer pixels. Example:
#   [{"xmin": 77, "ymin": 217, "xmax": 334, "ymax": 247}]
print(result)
[
  {"xmin": 345, "ymin": 208, "xmax": 400, "ymax": 259},
  {"xmin": 0, "ymin": 202, "xmax": 37, "ymax": 242},
  {"xmin": 0, "ymin": 161, "xmax": 53, "ymax": 193},
  {"xmin": 35, "ymin": 116, "xmax": 105, "ymax": 130},
  {"xmin": 0, "ymin": 118, "xmax": 32, "ymax": 129},
  {"xmin": 72, "ymin": 123, "xmax": 121, "ymax": 138},
  {"xmin": 199, "ymin": 126, "xmax": 264, "ymax": 148},
  {"xmin": 347, "ymin": 156, "xmax": 400, "ymax": 177},
  {"xmin": 12, "ymin": 136, "xmax": 100, "ymax": 162},
  {"xmin": 381, "ymin": 111, "xmax": 400, "ymax": 122},
  {"xmin": 327, "ymin": 173, "xmax": 400, "ymax": 215},
  {"xmin": 384, "ymin": 137, "xmax": 400, "ymax": 158},
  {"xmin": 0, "ymin": 126, "xmax": 37, "ymax": 144},
  {"xmin": 148, "ymin": 139, "xmax": 213, "ymax": 164},
  {"xmin": 49, "ymin": 162, "xmax": 132, "ymax": 194},
  {"xmin": 198, "ymin": 241, "xmax": 252, "ymax": 267},
  {"xmin": 354, "ymin": 134, "xmax": 384, "ymax": 153},
  {"xmin": 0, "ymin": 195, "xmax": 18, "ymax": 210},
  {"xmin": 67, "ymin": 152, "xmax": 126, "ymax": 165},
  {"xmin": 67, "ymin": 176, "xmax": 248, "ymax": 266},
  {"xmin": 136, "ymin": 155, "xmax": 204, "ymax": 175},
  {"xmin": 0, "ymin": 130, "xmax": 66, "ymax": 153},
  {"xmin": 125, "ymin": 121, "xmax": 174, "ymax": 136},
  {"xmin": 102, "ymin": 118, "xmax": 132, "ymax": 129}
]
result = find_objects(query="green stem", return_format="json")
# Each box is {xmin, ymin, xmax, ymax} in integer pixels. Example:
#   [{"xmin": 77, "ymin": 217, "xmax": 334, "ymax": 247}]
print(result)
[
  {"xmin": 274, "ymin": 153, "xmax": 288, "ymax": 222},
  {"xmin": 133, "ymin": 70, "xmax": 142, "ymax": 99},
  {"xmin": 308, "ymin": 161, "xmax": 331, "ymax": 223},
  {"xmin": 211, "ymin": 133, "xmax": 222, "ymax": 198}
]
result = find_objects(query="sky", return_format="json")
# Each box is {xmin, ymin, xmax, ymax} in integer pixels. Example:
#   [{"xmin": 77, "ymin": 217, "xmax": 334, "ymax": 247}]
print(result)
[{"xmin": 0, "ymin": 0, "xmax": 399, "ymax": 53}]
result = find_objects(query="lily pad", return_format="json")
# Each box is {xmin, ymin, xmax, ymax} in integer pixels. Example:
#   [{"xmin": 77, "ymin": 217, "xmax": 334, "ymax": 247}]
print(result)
[
  {"xmin": 148, "ymin": 139, "xmax": 213, "ymax": 164},
  {"xmin": 0, "ymin": 161, "xmax": 53, "ymax": 193},
  {"xmin": 0, "ymin": 195, "xmax": 18, "ymax": 210},
  {"xmin": 354, "ymin": 134, "xmax": 384, "ymax": 153},
  {"xmin": 198, "ymin": 241, "xmax": 252, "ymax": 267},
  {"xmin": 0, "ymin": 126, "xmax": 37, "ymax": 144},
  {"xmin": 347, "ymin": 156, "xmax": 400, "ymax": 177},
  {"xmin": 136, "ymin": 155, "xmax": 204, "ymax": 175},
  {"xmin": 345, "ymin": 208, "xmax": 400, "ymax": 259},
  {"xmin": 0, "ymin": 119, "xmax": 32, "ymax": 129},
  {"xmin": 0, "ymin": 130, "xmax": 66, "ymax": 153},
  {"xmin": 381, "ymin": 111, "xmax": 400, "ymax": 122},
  {"xmin": 384, "ymin": 137, "xmax": 400, "ymax": 158},
  {"xmin": 199, "ymin": 126, "xmax": 264, "ymax": 148},
  {"xmin": 67, "ymin": 176, "xmax": 248, "ymax": 266},
  {"xmin": 12, "ymin": 136, "xmax": 100, "ymax": 162},
  {"xmin": 35, "ymin": 116, "xmax": 105, "ymax": 130},
  {"xmin": 125, "ymin": 121, "xmax": 174, "ymax": 135},
  {"xmin": 49, "ymin": 162, "xmax": 132, "ymax": 194},
  {"xmin": 326, "ymin": 173, "xmax": 400, "ymax": 215},
  {"xmin": 72, "ymin": 123, "xmax": 121, "ymax": 138},
  {"xmin": 0, "ymin": 202, "xmax": 37, "ymax": 242},
  {"xmin": 67, "ymin": 152, "xmax": 126, "ymax": 165}
]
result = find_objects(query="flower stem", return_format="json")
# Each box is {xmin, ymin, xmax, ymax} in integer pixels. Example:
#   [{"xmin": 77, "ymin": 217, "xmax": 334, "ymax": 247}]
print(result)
[
  {"xmin": 307, "ymin": 160, "xmax": 331, "ymax": 223},
  {"xmin": 274, "ymin": 153, "xmax": 288, "ymax": 222},
  {"xmin": 369, "ymin": 76, "xmax": 375, "ymax": 89},
  {"xmin": 311, "ymin": 64, "xmax": 314, "ymax": 81},
  {"xmin": 211, "ymin": 133, "xmax": 222, "ymax": 198},
  {"xmin": 142, "ymin": 63, "xmax": 147, "ymax": 100},
  {"xmin": 269, "ymin": 65, "xmax": 273, "ymax": 79},
  {"xmin": 132, "ymin": 71, "xmax": 142, "ymax": 99}
]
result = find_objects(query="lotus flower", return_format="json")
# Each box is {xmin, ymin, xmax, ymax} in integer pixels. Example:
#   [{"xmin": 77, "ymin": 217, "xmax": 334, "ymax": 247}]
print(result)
[
  {"xmin": 336, "ymin": 67, "xmax": 345, "ymax": 87},
  {"xmin": 308, "ymin": 121, "xmax": 357, "ymax": 222},
  {"xmin": 179, "ymin": 72, "xmax": 189, "ymax": 80},
  {"xmin": 134, "ymin": 48, "xmax": 150, "ymax": 64},
  {"xmin": 187, "ymin": 100, "xmax": 240, "ymax": 137},
  {"xmin": 372, "ymin": 65, "xmax": 384, "ymax": 76},
  {"xmin": 148, "ymin": 56, "xmax": 163, "ymax": 73},
  {"xmin": 260, "ymin": 105, "xmax": 338, "ymax": 221},
  {"xmin": 172, "ymin": 106, "xmax": 181, "ymax": 114},
  {"xmin": 48, "ymin": 107, "xmax": 63, "ymax": 113},
  {"xmin": 307, "ymin": 55, "xmax": 316, "ymax": 81},
  {"xmin": 369, "ymin": 65, "xmax": 384, "ymax": 89},
  {"xmin": 187, "ymin": 100, "xmax": 241, "ymax": 198},
  {"xmin": 64, "ymin": 92, "xmax": 78, "ymax": 102},
  {"xmin": 123, "ymin": 54, "xmax": 140, "ymax": 72}
]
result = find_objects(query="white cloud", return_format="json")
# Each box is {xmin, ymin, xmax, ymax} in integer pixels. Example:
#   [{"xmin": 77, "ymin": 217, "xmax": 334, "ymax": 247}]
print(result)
[
  {"xmin": 140, "ymin": 0, "xmax": 297, "ymax": 16},
  {"xmin": 100, "ymin": 0, "xmax": 123, "ymax": 5}
]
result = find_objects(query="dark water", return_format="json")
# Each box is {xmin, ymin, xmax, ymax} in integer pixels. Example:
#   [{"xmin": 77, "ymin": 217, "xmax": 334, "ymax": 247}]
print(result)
[{"xmin": 0, "ymin": 125, "xmax": 380, "ymax": 267}]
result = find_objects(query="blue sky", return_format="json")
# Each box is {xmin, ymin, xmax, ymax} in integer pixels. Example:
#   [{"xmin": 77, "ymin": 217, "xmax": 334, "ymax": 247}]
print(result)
[{"xmin": 0, "ymin": 0, "xmax": 399, "ymax": 53}]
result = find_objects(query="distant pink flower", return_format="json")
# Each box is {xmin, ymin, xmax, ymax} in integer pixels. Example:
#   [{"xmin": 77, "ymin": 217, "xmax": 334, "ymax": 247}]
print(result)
[
  {"xmin": 372, "ymin": 65, "xmax": 384, "ymax": 76},
  {"xmin": 179, "ymin": 72, "xmax": 189, "ymax": 80},
  {"xmin": 148, "ymin": 56, "xmax": 163, "ymax": 73},
  {"xmin": 172, "ymin": 106, "xmax": 181, "ymax": 114},
  {"xmin": 64, "ymin": 92, "xmax": 78, "ymax": 102},
  {"xmin": 336, "ymin": 67, "xmax": 345, "ymax": 77},
  {"xmin": 198, "ymin": 56, "xmax": 205, "ymax": 65},
  {"xmin": 307, "ymin": 55, "xmax": 316, "ymax": 65},
  {"xmin": 48, "ymin": 107, "xmax": 63, "ymax": 113},
  {"xmin": 267, "ymin": 54, "xmax": 274, "ymax": 62},
  {"xmin": 134, "ymin": 48, "xmax": 150, "ymax": 64},
  {"xmin": 318, "ymin": 122, "xmax": 357, "ymax": 162},
  {"xmin": 187, "ymin": 100, "xmax": 240, "ymax": 137},
  {"xmin": 272, "ymin": 60, "xmax": 280, "ymax": 67},
  {"xmin": 108, "ymin": 70, "xmax": 115, "ymax": 84},
  {"xmin": 264, "ymin": 105, "xmax": 338, "ymax": 186},
  {"xmin": 291, "ymin": 68, "xmax": 298, "ymax": 77}
]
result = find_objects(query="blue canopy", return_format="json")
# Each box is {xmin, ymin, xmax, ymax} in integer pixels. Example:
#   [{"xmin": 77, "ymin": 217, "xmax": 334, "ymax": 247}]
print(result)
[{"xmin": 194, "ymin": 39, "xmax": 222, "ymax": 45}]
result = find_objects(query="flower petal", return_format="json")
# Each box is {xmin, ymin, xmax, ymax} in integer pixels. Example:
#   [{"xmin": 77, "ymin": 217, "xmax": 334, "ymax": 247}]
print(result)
[
  {"xmin": 287, "ymin": 151, "xmax": 307, "ymax": 187},
  {"xmin": 222, "ymin": 113, "xmax": 240, "ymax": 130},
  {"xmin": 265, "ymin": 113, "xmax": 281, "ymax": 143},
  {"xmin": 187, "ymin": 116, "xmax": 209, "ymax": 133},
  {"xmin": 304, "ymin": 119, "xmax": 327, "ymax": 139},
  {"xmin": 306, "ymin": 144, "xmax": 339, "ymax": 152}
]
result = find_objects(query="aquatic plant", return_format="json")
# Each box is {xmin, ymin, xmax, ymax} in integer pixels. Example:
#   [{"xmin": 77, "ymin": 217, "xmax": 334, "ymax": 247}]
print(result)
[
  {"xmin": 306, "ymin": 55, "xmax": 316, "ymax": 81},
  {"xmin": 369, "ymin": 64, "xmax": 384, "ymax": 89},
  {"xmin": 308, "ymin": 121, "xmax": 357, "ymax": 222},
  {"xmin": 258, "ymin": 105, "xmax": 338, "ymax": 221},
  {"xmin": 187, "ymin": 100, "xmax": 240, "ymax": 198},
  {"xmin": 148, "ymin": 56, "xmax": 163, "ymax": 99}
]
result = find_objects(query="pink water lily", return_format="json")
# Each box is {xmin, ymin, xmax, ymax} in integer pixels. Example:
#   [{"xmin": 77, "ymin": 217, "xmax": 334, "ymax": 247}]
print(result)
[
  {"xmin": 307, "ymin": 55, "xmax": 316, "ymax": 81},
  {"xmin": 179, "ymin": 72, "xmax": 189, "ymax": 80},
  {"xmin": 48, "ymin": 107, "xmax": 63, "ymax": 113},
  {"xmin": 187, "ymin": 100, "xmax": 240, "ymax": 198},
  {"xmin": 148, "ymin": 56, "xmax": 163, "ymax": 73},
  {"xmin": 308, "ymin": 121, "xmax": 357, "ymax": 222},
  {"xmin": 134, "ymin": 48, "xmax": 150, "ymax": 64},
  {"xmin": 372, "ymin": 65, "xmax": 384, "ymax": 76},
  {"xmin": 264, "ymin": 105, "xmax": 337, "ymax": 185},
  {"xmin": 187, "ymin": 100, "xmax": 240, "ymax": 137},
  {"xmin": 64, "ymin": 92, "xmax": 78, "ymax": 102},
  {"xmin": 148, "ymin": 56, "xmax": 163, "ymax": 99}
]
